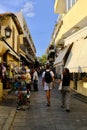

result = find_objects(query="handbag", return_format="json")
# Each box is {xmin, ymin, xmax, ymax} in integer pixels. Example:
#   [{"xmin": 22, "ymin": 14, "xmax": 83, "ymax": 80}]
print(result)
[
  {"xmin": 58, "ymin": 81, "xmax": 62, "ymax": 90},
  {"xmin": 58, "ymin": 74, "xmax": 63, "ymax": 90}
]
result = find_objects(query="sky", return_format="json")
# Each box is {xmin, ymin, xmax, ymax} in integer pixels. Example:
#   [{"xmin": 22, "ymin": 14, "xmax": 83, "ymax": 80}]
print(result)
[{"xmin": 0, "ymin": 0, "xmax": 58, "ymax": 57}]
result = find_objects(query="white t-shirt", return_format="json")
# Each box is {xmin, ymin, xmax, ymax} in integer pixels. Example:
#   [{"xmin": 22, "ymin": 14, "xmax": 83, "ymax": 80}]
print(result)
[
  {"xmin": 42, "ymin": 69, "xmax": 54, "ymax": 90},
  {"xmin": 33, "ymin": 71, "xmax": 38, "ymax": 81}
]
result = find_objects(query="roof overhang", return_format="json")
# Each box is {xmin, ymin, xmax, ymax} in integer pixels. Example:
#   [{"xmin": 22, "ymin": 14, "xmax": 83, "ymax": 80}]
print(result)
[
  {"xmin": 23, "ymin": 35, "xmax": 36, "ymax": 56},
  {"xmin": 0, "ymin": 39, "xmax": 20, "ymax": 59},
  {"xmin": 62, "ymin": 16, "xmax": 87, "ymax": 39},
  {"xmin": 0, "ymin": 12, "xmax": 23, "ymax": 34}
]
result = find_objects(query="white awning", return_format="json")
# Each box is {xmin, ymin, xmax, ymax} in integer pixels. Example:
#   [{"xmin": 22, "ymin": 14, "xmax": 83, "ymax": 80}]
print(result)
[
  {"xmin": 54, "ymin": 44, "xmax": 70, "ymax": 67},
  {"xmin": 65, "ymin": 38, "xmax": 87, "ymax": 72}
]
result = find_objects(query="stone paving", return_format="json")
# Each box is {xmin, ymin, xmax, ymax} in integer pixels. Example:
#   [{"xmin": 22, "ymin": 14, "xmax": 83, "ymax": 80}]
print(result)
[
  {"xmin": 0, "ymin": 90, "xmax": 17, "ymax": 130},
  {"xmin": 9, "ymin": 77, "xmax": 87, "ymax": 130}
]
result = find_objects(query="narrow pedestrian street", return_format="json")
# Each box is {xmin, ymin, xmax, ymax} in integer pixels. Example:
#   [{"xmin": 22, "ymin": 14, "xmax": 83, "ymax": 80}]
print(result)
[
  {"xmin": 10, "ymin": 77, "xmax": 87, "ymax": 130},
  {"xmin": 0, "ymin": 1, "xmax": 87, "ymax": 130}
]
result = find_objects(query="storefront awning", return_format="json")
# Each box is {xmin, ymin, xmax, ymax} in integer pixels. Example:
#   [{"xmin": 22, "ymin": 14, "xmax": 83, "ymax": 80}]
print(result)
[
  {"xmin": 8, "ymin": 51, "xmax": 20, "ymax": 60},
  {"xmin": 26, "ymin": 52, "xmax": 35, "ymax": 63},
  {"xmin": 54, "ymin": 44, "xmax": 70, "ymax": 67},
  {"xmin": 65, "ymin": 38, "xmax": 87, "ymax": 72},
  {"xmin": 20, "ymin": 53, "xmax": 30, "ymax": 63},
  {"xmin": 0, "ymin": 39, "xmax": 20, "ymax": 60}
]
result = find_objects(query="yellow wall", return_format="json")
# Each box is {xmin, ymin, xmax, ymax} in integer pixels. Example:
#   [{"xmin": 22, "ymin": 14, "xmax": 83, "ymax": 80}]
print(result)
[
  {"xmin": 7, "ymin": 54, "xmax": 19, "ymax": 66},
  {"xmin": 55, "ymin": 0, "xmax": 87, "ymax": 44},
  {"xmin": 0, "ymin": 16, "xmax": 20, "ymax": 66},
  {"xmin": 6, "ymin": 17, "xmax": 19, "ymax": 53}
]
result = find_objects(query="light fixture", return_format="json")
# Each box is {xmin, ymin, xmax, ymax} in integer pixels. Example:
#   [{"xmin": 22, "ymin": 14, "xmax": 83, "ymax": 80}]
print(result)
[{"xmin": 5, "ymin": 26, "xmax": 12, "ymax": 38}]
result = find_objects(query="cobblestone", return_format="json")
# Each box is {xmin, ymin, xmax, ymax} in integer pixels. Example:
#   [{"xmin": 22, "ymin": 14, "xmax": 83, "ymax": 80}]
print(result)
[
  {"xmin": 0, "ymin": 77, "xmax": 87, "ymax": 130},
  {"xmin": 10, "ymin": 77, "xmax": 87, "ymax": 130}
]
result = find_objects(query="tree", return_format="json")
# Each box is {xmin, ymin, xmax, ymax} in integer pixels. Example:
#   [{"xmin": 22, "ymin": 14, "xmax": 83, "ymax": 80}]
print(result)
[{"xmin": 39, "ymin": 54, "xmax": 47, "ymax": 66}]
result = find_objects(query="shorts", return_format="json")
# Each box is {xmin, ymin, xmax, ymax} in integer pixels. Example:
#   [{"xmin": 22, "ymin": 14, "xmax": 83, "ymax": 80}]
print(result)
[{"xmin": 44, "ymin": 82, "xmax": 52, "ymax": 91}]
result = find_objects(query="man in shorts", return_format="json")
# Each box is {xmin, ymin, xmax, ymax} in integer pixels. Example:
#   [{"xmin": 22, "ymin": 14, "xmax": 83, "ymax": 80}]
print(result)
[{"xmin": 42, "ymin": 64, "xmax": 54, "ymax": 106}]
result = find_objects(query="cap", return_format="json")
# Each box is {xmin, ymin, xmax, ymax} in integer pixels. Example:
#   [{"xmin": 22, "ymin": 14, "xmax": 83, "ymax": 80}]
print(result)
[{"xmin": 26, "ymin": 69, "xmax": 30, "ymax": 73}]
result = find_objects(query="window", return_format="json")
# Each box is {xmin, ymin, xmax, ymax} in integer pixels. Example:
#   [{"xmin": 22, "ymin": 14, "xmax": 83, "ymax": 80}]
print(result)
[
  {"xmin": 66, "ymin": 0, "xmax": 77, "ymax": 12},
  {"xmin": 72, "ymin": 0, "xmax": 76, "ymax": 6},
  {"xmin": 68, "ymin": 0, "xmax": 71, "ymax": 10}
]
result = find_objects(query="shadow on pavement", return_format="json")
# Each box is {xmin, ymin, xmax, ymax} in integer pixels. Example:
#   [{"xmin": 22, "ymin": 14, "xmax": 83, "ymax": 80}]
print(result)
[{"xmin": 0, "ymin": 91, "xmax": 17, "ymax": 107}]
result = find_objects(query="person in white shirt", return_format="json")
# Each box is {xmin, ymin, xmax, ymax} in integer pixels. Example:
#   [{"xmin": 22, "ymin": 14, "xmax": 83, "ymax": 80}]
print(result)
[
  {"xmin": 42, "ymin": 64, "xmax": 54, "ymax": 106},
  {"xmin": 33, "ymin": 68, "xmax": 38, "ymax": 91}
]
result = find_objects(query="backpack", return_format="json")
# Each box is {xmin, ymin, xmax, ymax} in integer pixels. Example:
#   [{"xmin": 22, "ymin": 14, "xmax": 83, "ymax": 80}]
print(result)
[{"xmin": 45, "ymin": 71, "xmax": 52, "ymax": 83}]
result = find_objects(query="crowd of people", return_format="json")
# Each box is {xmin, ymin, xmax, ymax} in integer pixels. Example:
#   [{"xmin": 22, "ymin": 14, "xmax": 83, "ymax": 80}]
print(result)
[
  {"xmin": 14, "ymin": 67, "xmax": 39, "ymax": 111},
  {"xmin": 0, "ymin": 62, "xmax": 71, "ymax": 112}
]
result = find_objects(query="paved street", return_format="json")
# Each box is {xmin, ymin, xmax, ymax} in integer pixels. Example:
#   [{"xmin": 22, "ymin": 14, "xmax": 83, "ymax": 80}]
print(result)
[
  {"xmin": 9, "ymin": 77, "xmax": 87, "ymax": 130},
  {"xmin": 0, "ymin": 89, "xmax": 16, "ymax": 130}
]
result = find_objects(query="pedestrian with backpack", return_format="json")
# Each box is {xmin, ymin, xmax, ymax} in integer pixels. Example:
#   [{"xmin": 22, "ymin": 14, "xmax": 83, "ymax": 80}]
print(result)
[{"xmin": 42, "ymin": 64, "xmax": 54, "ymax": 106}]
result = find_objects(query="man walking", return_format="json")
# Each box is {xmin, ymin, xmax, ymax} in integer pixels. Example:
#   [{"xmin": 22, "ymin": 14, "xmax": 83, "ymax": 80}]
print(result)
[
  {"xmin": 33, "ymin": 68, "xmax": 38, "ymax": 91},
  {"xmin": 42, "ymin": 64, "xmax": 54, "ymax": 106}
]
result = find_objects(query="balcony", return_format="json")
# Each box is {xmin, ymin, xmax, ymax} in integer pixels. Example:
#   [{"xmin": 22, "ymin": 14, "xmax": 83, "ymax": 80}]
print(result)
[
  {"xmin": 54, "ymin": 0, "xmax": 66, "ymax": 14},
  {"xmin": 47, "ymin": 45, "xmax": 56, "ymax": 64}
]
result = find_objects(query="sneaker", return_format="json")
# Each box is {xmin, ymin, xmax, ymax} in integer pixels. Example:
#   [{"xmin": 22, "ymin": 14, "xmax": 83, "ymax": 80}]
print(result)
[
  {"xmin": 16, "ymin": 106, "xmax": 22, "ymax": 110},
  {"xmin": 66, "ymin": 109, "xmax": 70, "ymax": 112},
  {"xmin": 27, "ymin": 94, "xmax": 30, "ymax": 98},
  {"xmin": 47, "ymin": 103, "xmax": 50, "ymax": 107}
]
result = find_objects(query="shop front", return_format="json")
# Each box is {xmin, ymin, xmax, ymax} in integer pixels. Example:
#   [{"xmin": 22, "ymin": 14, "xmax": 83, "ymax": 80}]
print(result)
[
  {"xmin": 54, "ymin": 44, "xmax": 71, "ymax": 77},
  {"xmin": 65, "ymin": 27, "xmax": 87, "ymax": 96}
]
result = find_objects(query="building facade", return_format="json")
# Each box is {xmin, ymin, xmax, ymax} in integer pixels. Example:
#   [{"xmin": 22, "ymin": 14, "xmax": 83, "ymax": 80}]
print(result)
[
  {"xmin": 16, "ymin": 12, "xmax": 36, "ymax": 68},
  {"xmin": 0, "ymin": 13, "xmax": 23, "ymax": 67},
  {"xmin": 0, "ymin": 12, "xmax": 37, "ymax": 99},
  {"xmin": 0, "ymin": 12, "xmax": 23, "ymax": 99},
  {"xmin": 54, "ymin": 0, "xmax": 87, "ymax": 96}
]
